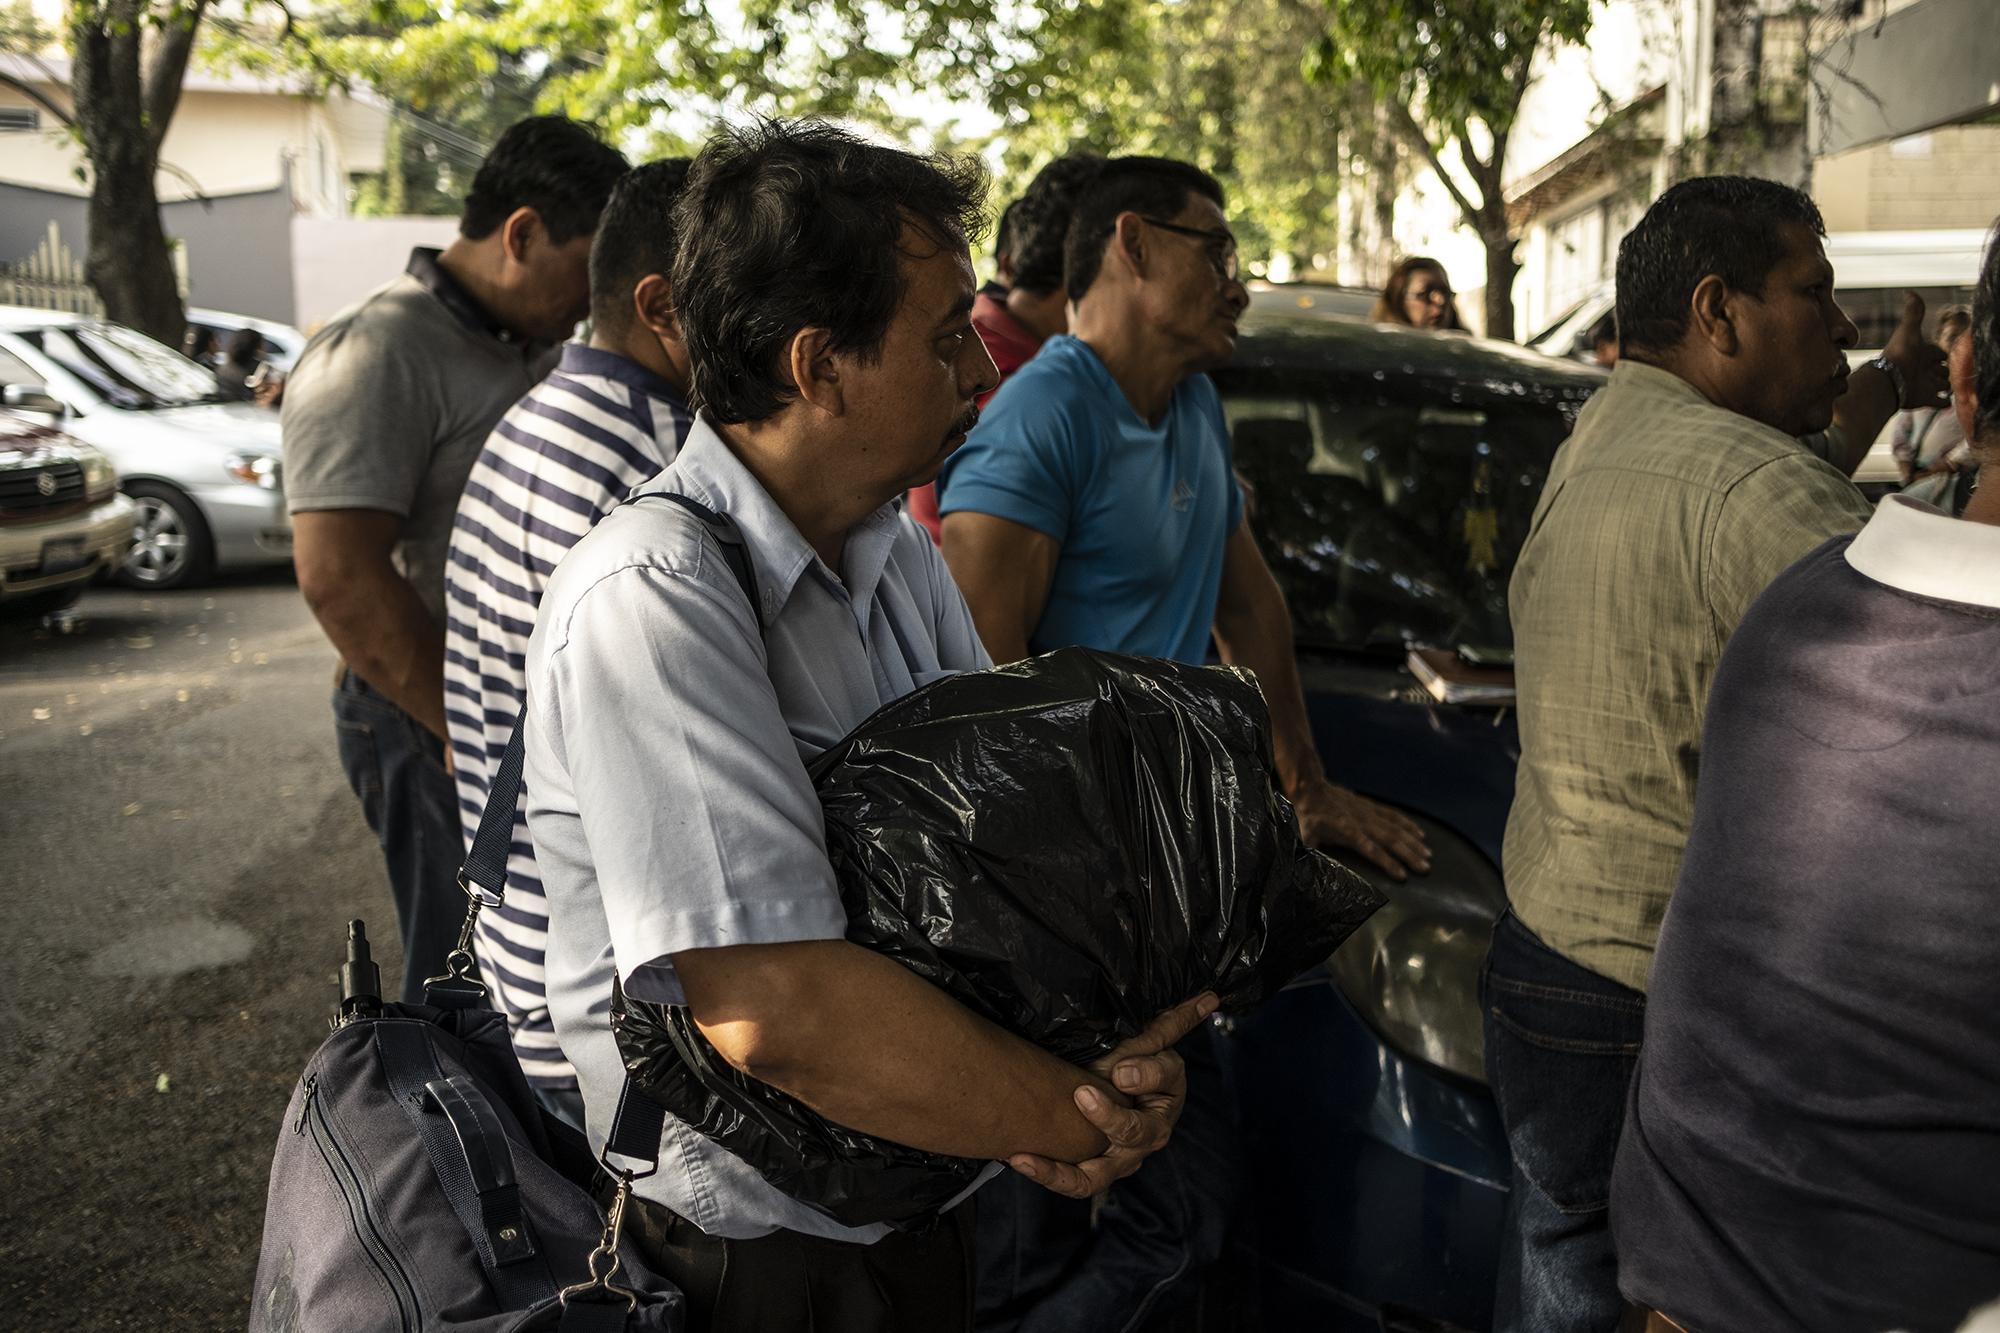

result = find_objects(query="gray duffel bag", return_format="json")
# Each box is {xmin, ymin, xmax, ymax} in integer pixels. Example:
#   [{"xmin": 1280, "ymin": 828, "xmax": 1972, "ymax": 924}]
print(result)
[{"xmin": 249, "ymin": 729, "xmax": 685, "ymax": 1332}]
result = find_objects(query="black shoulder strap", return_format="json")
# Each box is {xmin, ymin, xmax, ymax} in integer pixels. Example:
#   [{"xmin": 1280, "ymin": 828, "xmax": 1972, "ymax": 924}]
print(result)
[
  {"xmin": 630, "ymin": 489, "xmax": 760, "ymax": 629},
  {"xmin": 462, "ymin": 490, "xmax": 759, "ymax": 908}
]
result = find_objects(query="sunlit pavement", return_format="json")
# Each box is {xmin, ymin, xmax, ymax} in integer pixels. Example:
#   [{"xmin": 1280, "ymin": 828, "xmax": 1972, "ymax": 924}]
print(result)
[{"xmin": 0, "ymin": 568, "xmax": 395, "ymax": 1329}]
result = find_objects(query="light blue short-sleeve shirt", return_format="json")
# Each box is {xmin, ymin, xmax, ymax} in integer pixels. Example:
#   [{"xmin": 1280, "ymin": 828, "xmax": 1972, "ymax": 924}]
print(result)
[
  {"xmin": 935, "ymin": 334, "xmax": 1243, "ymax": 664},
  {"xmin": 523, "ymin": 417, "xmax": 992, "ymax": 1241}
]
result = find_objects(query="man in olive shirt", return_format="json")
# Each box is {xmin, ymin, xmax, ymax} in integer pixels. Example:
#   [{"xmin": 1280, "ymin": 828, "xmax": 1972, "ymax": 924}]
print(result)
[
  {"xmin": 283, "ymin": 116, "xmax": 628, "ymax": 1002},
  {"xmin": 1486, "ymin": 177, "xmax": 1949, "ymax": 1332}
]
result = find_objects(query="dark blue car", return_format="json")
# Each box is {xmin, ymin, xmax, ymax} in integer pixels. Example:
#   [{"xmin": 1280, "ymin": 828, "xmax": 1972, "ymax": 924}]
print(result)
[{"xmin": 1206, "ymin": 313, "xmax": 1604, "ymax": 1332}]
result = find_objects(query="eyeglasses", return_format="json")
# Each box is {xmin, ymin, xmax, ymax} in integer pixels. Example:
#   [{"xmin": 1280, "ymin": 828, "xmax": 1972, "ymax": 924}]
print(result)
[
  {"xmin": 1410, "ymin": 285, "xmax": 1455, "ymax": 305},
  {"xmin": 1138, "ymin": 216, "xmax": 1240, "ymax": 284}
]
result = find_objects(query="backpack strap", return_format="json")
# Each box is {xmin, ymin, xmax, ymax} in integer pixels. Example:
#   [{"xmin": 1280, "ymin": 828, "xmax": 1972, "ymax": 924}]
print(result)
[
  {"xmin": 626, "ymin": 488, "xmax": 762, "ymax": 632},
  {"xmin": 452, "ymin": 491, "xmax": 760, "ymax": 917}
]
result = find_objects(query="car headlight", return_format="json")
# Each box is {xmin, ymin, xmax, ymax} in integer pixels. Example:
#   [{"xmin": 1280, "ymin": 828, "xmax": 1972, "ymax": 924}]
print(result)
[
  {"xmin": 77, "ymin": 445, "xmax": 118, "ymax": 500},
  {"xmin": 224, "ymin": 453, "xmax": 282, "ymax": 490},
  {"xmin": 1326, "ymin": 814, "xmax": 1503, "ymax": 1084}
]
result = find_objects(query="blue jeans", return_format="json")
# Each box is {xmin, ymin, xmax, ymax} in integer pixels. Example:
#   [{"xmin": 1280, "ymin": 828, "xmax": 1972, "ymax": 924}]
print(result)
[
  {"xmin": 332, "ymin": 670, "xmax": 470, "ymax": 1006},
  {"xmin": 975, "ymin": 1023, "xmax": 1241, "ymax": 1333},
  {"xmin": 1481, "ymin": 909, "xmax": 1645, "ymax": 1333}
]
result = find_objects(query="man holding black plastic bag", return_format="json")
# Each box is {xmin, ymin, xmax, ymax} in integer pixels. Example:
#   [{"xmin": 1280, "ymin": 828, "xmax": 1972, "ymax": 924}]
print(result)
[
  {"xmin": 518, "ymin": 120, "xmax": 1215, "ymax": 1332},
  {"xmin": 937, "ymin": 156, "xmax": 1429, "ymax": 1332}
]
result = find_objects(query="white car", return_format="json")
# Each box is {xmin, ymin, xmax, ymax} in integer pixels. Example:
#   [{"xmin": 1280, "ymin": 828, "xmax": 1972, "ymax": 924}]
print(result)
[
  {"xmin": 185, "ymin": 307, "xmax": 309, "ymax": 374},
  {"xmin": 0, "ymin": 307, "xmax": 292, "ymax": 589}
]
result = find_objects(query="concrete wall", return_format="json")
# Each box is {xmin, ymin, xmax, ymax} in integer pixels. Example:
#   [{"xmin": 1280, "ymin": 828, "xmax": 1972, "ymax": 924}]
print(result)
[
  {"xmin": 1813, "ymin": 125, "xmax": 2000, "ymax": 233},
  {"xmin": 0, "ymin": 178, "xmax": 296, "ymax": 323},
  {"xmin": 290, "ymin": 215, "xmax": 461, "ymax": 331},
  {"xmin": 0, "ymin": 182, "xmax": 88, "ymax": 275},
  {"xmin": 175, "ymin": 185, "xmax": 298, "ymax": 323}
]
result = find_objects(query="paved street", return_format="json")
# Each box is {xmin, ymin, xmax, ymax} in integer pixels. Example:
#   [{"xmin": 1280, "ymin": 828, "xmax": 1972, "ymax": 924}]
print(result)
[{"xmin": 0, "ymin": 570, "xmax": 395, "ymax": 1330}]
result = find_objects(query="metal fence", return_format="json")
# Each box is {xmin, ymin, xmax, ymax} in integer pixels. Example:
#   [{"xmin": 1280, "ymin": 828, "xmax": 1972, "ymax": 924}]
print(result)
[
  {"xmin": 0, "ymin": 220, "xmax": 101, "ymax": 314},
  {"xmin": 0, "ymin": 220, "xmax": 191, "ymax": 317}
]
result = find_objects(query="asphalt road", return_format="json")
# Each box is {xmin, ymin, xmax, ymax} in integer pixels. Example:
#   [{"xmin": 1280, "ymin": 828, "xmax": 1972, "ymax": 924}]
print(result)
[{"xmin": 0, "ymin": 569, "xmax": 396, "ymax": 1330}]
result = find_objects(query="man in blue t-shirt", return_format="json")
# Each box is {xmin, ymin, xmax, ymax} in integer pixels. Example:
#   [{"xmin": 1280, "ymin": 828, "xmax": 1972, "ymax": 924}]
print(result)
[{"xmin": 938, "ymin": 155, "xmax": 1431, "ymax": 1332}]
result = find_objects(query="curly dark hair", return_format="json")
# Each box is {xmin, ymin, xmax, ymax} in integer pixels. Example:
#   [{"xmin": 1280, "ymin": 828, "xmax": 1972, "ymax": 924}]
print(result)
[
  {"xmin": 460, "ymin": 115, "xmax": 631, "ymax": 245},
  {"xmin": 1005, "ymin": 151, "xmax": 1106, "ymax": 297},
  {"xmin": 1063, "ymin": 156, "xmax": 1224, "ymax": 302},
  {"xmin": 671, "ymin": 119, "xmax": 989, "ymax": 424},
  {"xmin": 588, "ymin": 158, "xmax": 694, "ymax": 334},
  {"xmin": 1614, "ymin": 176, "xmax": 1826, "ymax": 356}
]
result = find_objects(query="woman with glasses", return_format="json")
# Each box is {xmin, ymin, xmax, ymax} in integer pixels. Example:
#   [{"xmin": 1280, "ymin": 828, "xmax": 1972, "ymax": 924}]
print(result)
[{"xmin": 1371, "ymin": 255, "xmax": 1467, "ymax": 331}]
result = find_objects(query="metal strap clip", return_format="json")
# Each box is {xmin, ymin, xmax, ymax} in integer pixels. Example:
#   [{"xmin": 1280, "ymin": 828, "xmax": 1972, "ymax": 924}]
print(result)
[
  {"xmin": 420, "ymin": 874, "xmax": 491, "ymax": 999},
  {"xmin": 558, "ymin": 1170, "xmax": 638, "ymax": 1312}
]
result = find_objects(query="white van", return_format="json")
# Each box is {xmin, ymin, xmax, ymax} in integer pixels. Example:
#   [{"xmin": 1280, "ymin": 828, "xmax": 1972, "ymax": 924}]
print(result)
[{"xmin": 1528, "ymin": 229, "xmax": 1986, "ymax": 485}]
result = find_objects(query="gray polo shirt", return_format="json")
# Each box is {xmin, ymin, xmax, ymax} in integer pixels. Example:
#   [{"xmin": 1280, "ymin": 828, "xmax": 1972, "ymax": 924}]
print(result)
[
  {"xmin": 524, "ymin": 417, "xmax": 995, "ymax": 1241},
  {"xmin": 282, "ymin": 249, "xmax": 556, "ymax": 622}
]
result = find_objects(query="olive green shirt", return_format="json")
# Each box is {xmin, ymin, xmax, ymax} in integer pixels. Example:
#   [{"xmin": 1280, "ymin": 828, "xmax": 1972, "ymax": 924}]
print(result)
[{"xmin": 1503, "ymin": 360, "xmax": 1875, "ymax": 993}]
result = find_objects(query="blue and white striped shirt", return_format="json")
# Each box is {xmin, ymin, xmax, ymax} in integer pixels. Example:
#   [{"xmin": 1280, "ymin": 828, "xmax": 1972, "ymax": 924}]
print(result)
[{"xmin": 444, "ymin": 343, "xmax": 691, "ymax": 1087}]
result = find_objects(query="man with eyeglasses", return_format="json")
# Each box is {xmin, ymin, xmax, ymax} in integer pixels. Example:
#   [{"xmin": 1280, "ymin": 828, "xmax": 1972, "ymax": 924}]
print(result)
[{"xmin": 938, "ymin": 154, "xmax": 1431, "ymax": 1332}]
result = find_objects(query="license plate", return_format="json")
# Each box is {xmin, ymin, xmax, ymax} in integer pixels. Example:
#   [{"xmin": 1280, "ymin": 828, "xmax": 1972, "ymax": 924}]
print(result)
[{"xmin": 38, "ymin": 537, "xmax": 88, "ymax": 575}]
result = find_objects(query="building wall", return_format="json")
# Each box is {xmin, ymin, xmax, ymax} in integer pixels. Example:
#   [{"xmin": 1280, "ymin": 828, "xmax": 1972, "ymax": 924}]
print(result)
[
  {"xmin": 290, "ymin": 216, "xmax": 461, "ymax": 332},
  {"xmin": 0, "ymin": 78, "xmax": 382, "ymax": 217},
  {"xmin": 0, "ymin": 177, "xmax": 298, "ymax": 324},
  {"xmin": 1813, "ymin": 125, "xmax": 2000, "ymax": 232},
  {"xmin": 1516, "ymin": 181, "xmax": 1653, "ymax": 336}
]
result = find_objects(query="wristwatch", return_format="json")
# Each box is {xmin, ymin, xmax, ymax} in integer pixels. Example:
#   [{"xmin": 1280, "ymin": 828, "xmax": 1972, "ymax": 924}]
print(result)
[{"xmin": 1867, "ymin": 354, "xmax": 1908, "ymax": 410}]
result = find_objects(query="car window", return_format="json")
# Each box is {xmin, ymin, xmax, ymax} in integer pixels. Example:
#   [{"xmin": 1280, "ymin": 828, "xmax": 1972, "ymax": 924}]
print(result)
[
  {"xmin": 22, "ymin": 323, "xmax": 223, "ymax": 409},
  {"xmin": 1222, "ymin": 369, "xmax": 1575, "ymax": 653},
  {"xmin": 194, "ymin": 321, "xmax": 281, "ymax": 363},
  {"xmin": 0, "ymin": 344, "xmax": 46, "ymax": 391},
  {"xmin": 1836, "ymin": 285, "xmax": 1977, "ymax": 351}
]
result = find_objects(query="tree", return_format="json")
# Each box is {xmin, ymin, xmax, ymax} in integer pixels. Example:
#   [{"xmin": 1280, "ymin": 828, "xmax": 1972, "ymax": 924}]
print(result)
[
  {"xmin": 0, "ymin": 2, "xmax": 211, "ymax": 342},
  {"xmin": 1310, "ymin": 0, "xmax": 1593, "ymax": 338}
]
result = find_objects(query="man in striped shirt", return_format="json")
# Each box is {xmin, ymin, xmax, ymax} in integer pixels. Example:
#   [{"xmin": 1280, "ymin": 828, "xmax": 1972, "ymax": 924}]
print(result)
[{"xmin": 443, "ymin": 159, "xmax": 694, "ymax": 1119}]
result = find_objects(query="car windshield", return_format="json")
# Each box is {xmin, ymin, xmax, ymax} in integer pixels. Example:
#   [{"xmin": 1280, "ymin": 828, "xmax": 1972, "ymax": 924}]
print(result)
[
  {"xmin": 22, "ymin": 322, "xmax": 226, "ymax": 409},
  {"xmin": 1223, "ymin": 366, "xmax": 1582, "ymax": 653}
]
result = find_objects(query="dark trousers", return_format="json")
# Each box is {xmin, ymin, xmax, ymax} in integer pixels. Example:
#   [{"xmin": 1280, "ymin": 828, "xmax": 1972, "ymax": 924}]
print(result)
[
  {"xmin": 974, "ymin": 1024, "xmax": 1241, "ymax": 1333},
  {"xmin": 331, "ymin": 669, "xmax": 467, "ymax": 1005},
  {"xmin": 619, "ymin": 1191, "xmax": 976, "ymax": 1333},
  {"xmin": 1480, "ymin": 909, "xmax": 1646, "ymax": 1333}
]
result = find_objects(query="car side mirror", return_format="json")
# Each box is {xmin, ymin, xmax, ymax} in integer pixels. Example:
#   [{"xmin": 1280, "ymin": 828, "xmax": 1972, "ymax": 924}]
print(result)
[{"xmin": 2, "ymin": 385, "xmax": 67, "ymax": 417}]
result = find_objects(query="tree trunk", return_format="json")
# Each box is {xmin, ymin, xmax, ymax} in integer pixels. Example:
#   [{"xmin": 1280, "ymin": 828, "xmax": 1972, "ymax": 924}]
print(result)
[
  {"xmin": 1480, "ymin": 225, "xmax": 1519, "ymax": 342},
  {"xmin": 1368, "ymin": 101, "xmax": 1398, "ymax": 283},
  {"xmin": 68, "ymin": 1, "xmax": 202, "ymax": 346}
]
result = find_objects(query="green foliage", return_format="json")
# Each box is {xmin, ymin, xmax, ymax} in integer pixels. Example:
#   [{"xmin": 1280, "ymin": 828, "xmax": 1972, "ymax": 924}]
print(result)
[
  {"xmin": 1313, "ymin": 0, "xmax": 1590, "ymax": 144},
  {"xmin": 963, "ymin": 0, "xmax": 1374, "ymax": 275}
]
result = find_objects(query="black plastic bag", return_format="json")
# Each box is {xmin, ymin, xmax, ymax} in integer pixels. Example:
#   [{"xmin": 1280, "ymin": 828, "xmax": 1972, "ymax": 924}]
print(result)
[{"xmin": 615, "ymin": 648, "xmax": 1386, "ymax": 1228}]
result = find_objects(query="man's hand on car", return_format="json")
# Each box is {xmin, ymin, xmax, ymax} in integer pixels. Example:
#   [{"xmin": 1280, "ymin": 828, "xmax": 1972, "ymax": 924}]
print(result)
[
  {"xmin": 1291, "ymin": 779, "xmax": 1431, "ymax": 881},
  {"xmin": 1007, "ymin": 991, "xmax": 1220, "ymax": 1199}
]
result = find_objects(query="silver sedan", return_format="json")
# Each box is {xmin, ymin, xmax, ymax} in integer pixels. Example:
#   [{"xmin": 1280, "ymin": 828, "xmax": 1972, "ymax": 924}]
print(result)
[{"xmin": 0, "ymin": 307, "xmax": 292, "ymax": 589}]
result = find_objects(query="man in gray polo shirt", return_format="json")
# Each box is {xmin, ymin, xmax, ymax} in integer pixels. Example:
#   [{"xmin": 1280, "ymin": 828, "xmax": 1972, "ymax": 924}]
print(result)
[
  {"xmin": 525, "ymin": 120, "xmax": 1211, "ymax": 1333},
  {"xmin": 283, "ymin": 116, "xmax": 627, "ymax": 1003}
]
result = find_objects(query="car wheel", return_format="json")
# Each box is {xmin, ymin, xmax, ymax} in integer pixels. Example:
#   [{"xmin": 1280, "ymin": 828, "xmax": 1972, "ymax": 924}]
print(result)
[{"xmin": 119, "ymin": 481, "xmax": 216, "ymax": 590}]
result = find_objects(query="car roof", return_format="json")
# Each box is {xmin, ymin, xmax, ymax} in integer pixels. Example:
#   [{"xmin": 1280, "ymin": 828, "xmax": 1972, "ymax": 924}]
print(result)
[
  {"xmin": 0, "ymin": 305, "xmax": 87, "ymax": 331},
  {"xmin": 1226, "ymin": 309, "xmax": 1608, "ymax": 402},
  {"xmin": 186, "ymin": 307, "xmax": 304, "ymax": 340}
]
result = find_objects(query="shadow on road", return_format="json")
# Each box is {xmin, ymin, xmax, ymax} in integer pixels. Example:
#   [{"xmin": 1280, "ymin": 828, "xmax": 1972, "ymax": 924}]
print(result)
[{"xmin": 0, "ymin": 566, "xmax": 300, "ymax": 668}]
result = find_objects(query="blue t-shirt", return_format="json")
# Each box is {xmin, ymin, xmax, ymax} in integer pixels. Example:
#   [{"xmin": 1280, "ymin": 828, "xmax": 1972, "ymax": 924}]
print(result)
[{"xmin": 936, "ymin": 334, "xmax": 1243, "ymax": 664}]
